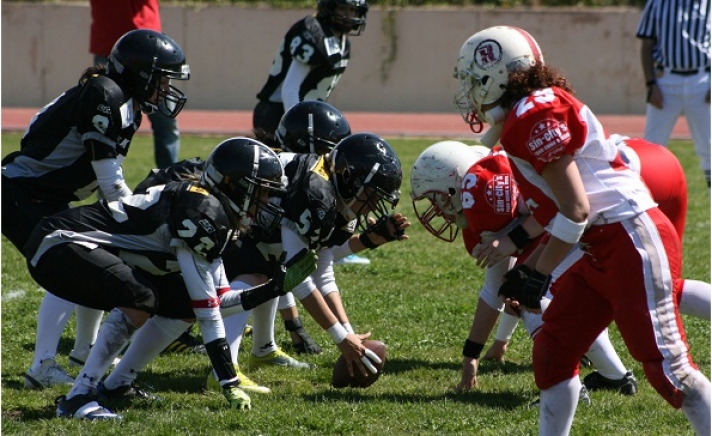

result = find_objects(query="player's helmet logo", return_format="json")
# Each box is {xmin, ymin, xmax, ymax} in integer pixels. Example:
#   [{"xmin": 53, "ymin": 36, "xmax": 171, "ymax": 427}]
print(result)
[{"xmin": 474, "ymin": 40, "xmax": 502, "ymax": 69}]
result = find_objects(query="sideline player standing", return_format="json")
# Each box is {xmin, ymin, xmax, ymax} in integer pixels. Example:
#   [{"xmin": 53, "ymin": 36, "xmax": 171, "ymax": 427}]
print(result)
[
  {"xmin": 453, "ymin": 25, "xmax": 710, "ymax": 435},
  {"xmin": 637, "ymin": 0, "xmax": 711, "ymax": 187}
]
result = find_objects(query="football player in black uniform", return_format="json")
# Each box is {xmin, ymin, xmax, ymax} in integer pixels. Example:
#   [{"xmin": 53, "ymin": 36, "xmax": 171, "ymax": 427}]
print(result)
[
  {"xmin": 253, "ymin": 0, "xmax": 368, "ymax": 147},
  {"xmin": 218, "ymin": 133, "xmax": 410, "ymax": 388},
  {"xmin": 2, "ymin": 29, "xmax": 190, "ymax": 390},
  {"xmin": 270, "ymin": 101, "xmax": 352, "ymax": 356},
  {"xmin": 23, "ymin": 138, "xmax": 308, "ymax": 419}
]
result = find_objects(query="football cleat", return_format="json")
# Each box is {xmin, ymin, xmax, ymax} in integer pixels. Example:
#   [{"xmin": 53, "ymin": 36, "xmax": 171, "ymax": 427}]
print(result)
[
  {"xmin": 56, "ymin": 394, "xmax": 122, "ymax": 420},
  {"xmin": 334, "ymin": 254, "xmax": 371, "ymax": 265},
  {"xmin": 24, "ymin": 359, "xmax": 74, "ymax": 389},
  {"xmin": 97, "ymin": 381, "xmax": 161, "ymax": 402},
  {"xmin": 205, "ymin": 364, "xmax": 271, "ymax": 394},
  {"xmin": 583, "ymin": 370, "xmax": 638, "ymax": 396},
  {"xmin": 162, "ymin": 330, "xmax": 207, "ymax": 354},
  {"xmin": 246, "ymin": 348, "xmax": 315, "ymax": 370}
]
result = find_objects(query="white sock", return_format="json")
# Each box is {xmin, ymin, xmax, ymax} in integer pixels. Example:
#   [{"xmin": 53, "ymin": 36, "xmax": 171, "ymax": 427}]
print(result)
[
  {"xmin": 494, "ymin": 312, "xmax": 520, "ymax": 342},
  {"xmin": 251, "ymin": 297, "xmax": 278, "ymax": 357},
  {"xmin": 521, "ymin": 310, "xmax": 544, "ymax": 339},
  {"xmin": 32, "ymin": 292, "xmax": 74, "ymax": 369},
  {"xmin": 584, "ymin": 328, "xmax": 627, "ymax": 379},
  {"xmin": 539, "ymin": 377, "xmax": 580, "ymax": 436},
  {"xmin": 278, "ymin": 292, "xmax": 296, "ymax": 311},
  {"xmin": 103, "ymin": 316, "xmax": 191, "ymax": 391},
  {"xmin": 679, "ymin": 280, "xmax": 711, "ymax": 321},
  {"xmin": 68, "ymin": 308, "xmax": 136, "ymax": 399},
  {"xmin": 681, "ymin": 370, "xmax": 712, "ymax": 435},
  {"xmin": 72, "ymin": 306, "xmax": 104, "ymax": 357}
]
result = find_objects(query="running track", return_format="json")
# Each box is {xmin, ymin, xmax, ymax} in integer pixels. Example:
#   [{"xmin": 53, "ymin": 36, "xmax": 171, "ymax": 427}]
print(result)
[{"xmin": 1, "ymin": 107, "xmax": 691, "ymax": 139}]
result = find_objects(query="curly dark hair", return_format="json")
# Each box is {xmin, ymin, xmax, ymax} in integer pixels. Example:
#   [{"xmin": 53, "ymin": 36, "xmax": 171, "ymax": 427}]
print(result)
[{"xmin": 499, "ymin": 62, "xmax": 575, "ymax": 109}]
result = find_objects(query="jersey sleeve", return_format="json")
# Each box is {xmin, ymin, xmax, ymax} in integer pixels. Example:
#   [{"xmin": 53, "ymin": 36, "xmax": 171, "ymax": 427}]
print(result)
[
  {"xmin": 169, "ymin": 183, "xmax": 233, "ymax": 263},
  {"xmin": 503, "ymin": 88, "xmax": 588, "ymax": 173},
  {"xmin": 77, "ymin": 75, "xmax": 137, "ymax": 161},
  {"xmin": 461, "ymin": 154, "xmax": 520, "ymax": 239}
]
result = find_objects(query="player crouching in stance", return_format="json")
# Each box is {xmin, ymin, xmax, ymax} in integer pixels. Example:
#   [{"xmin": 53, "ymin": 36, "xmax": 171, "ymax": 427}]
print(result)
[
  {"xmin": 23, "ymin": 138, "xmax": 307, "ymax": 419},
  {"xmin": 410, "ymin": 141, "xmax": 634, "ymax": 403},
  {"xmin": 453, "ymin": 25, "xmax": 710, "ymax": 435}
]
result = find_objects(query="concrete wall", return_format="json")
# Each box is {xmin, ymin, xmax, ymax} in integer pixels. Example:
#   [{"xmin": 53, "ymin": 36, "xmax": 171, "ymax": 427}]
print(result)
[{"xmin": 1, "ymin": 3, "xmax": 645, "ymax": 114}]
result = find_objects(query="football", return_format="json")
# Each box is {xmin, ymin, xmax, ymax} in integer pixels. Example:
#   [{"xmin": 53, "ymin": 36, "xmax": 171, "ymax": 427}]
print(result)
[{"xmin": 331, "ymin": 340, "xmax": 387, "ymax": 388}]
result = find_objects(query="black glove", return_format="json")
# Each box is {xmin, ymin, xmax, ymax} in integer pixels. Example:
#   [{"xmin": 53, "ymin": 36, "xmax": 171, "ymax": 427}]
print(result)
[
  {"xmin": 364, "ymin": 215, "xmax": 405, "ymax": 243},
  {"xmin": 498, "ymin": 265, "xmax": 551, "ymax": 310}
]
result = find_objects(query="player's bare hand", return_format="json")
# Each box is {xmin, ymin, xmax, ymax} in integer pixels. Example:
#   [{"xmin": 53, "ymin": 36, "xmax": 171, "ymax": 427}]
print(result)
[
  {"xmin": 337, "ymin": 333, "xmax": 371, "ymax": 378},
  {"xmin": 455, "ymin": 357, "xmax": 479, "ymax": 392}
]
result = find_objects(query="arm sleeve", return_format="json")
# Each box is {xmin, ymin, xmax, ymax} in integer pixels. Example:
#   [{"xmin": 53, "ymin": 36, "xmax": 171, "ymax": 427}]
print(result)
[
  {"xmin": 330, "ymin": 238, "xmax": 354, "ymax": 261},
  {"xmin": 176, "ymin": 245, "xmax": 226, "ymax": 344},
  {"xmin": 91, "ymin": 157, "xmax": 133, "ymax": 201},
  {"xmin": 312, "ymin": 248, "xmax": 338, "ymax": 296},
  {"xmin": 281, "ymin": 60, "xmax": 311, "ymax": 111}
]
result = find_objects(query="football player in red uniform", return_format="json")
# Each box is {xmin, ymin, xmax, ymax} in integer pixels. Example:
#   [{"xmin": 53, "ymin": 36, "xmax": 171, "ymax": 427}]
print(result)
[
  {"xmin": 411, "ymin": 141, "xmax": 634, "ymax": 402},
  {"xmin": 453, "ymin": 26, "xmax": 709, "ymax": 435}
]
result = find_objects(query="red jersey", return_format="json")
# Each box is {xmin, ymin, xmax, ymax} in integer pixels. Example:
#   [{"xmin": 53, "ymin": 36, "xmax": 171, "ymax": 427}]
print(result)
[
  {"xmin": 499, "ymin": 87, "xmax": 656, "ymax": 230},
  {"xmin": 90, "ymin": 0, "xmax": 162, "ymax": 57}
]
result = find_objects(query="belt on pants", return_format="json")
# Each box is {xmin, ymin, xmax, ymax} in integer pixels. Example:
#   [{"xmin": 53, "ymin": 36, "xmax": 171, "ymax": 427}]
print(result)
[{"xmin": 656, "ymin": 65, "xmax": 711, "ymax": 76}]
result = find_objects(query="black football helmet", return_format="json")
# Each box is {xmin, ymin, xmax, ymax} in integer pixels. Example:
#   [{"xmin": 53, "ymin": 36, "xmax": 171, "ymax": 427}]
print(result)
[
  {"xmin": 201, "ymin": 137, "xmax": 286, "ymax": 233},
  {"xmin": 317, "ymin": 0, "xmax": 369, "ymax": 36},
  {"xmin": 108, "ymin": 29, "xmax": 190, "ymax": 118},
  {"xmin": 276, "ymin": 101, "xmax": 351, "ymax": 155},
  {"xmin": 329, "ymin": 133, "xmax": 402, "ymax": 231}
]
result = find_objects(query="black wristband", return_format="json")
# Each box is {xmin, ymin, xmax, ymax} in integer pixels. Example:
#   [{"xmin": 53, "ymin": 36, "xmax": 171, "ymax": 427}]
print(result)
[
  {"xmin": 462, "ymin": 339, "xmax": 484, "ymax": 359},
  {"xmin": 507, "ymin": 224, "xmax": 532, "ymax": 250},
  {"xmin": 645, "ymin": 79, "xmax": 657, "ymax": 87},
  {"xmin": 359, "ymin": 232, "xmax": 378, "ymax": 249}
]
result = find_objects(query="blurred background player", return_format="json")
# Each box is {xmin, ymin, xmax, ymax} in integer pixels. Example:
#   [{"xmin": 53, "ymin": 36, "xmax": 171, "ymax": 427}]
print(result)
[
  {"xmin": 2, "ymin": 29, "xmax": 189, "ymax": 389},
  {"xmin": 637, "ymin": 0, "xmax": 711, "ymax": 187},
  {"xmin": 253, "ymin": 0, "xmax": 371, "ymax": 266}
]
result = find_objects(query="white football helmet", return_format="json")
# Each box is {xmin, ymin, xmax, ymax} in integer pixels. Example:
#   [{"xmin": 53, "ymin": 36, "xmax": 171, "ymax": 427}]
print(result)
[
  {"xmin": 410, "ymin": 141, "xmax": 490, "ymax": 242},
  {"xmin": 454, "ymin": 26, "xmax": 543, "ymax": 132}
]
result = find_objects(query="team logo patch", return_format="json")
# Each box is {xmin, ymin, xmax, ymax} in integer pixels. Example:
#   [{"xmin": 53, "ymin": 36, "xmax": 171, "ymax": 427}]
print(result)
[
  {"xmin": 92, "ymin": 114, "xmax": 109, "ymax": 134},
  {"xmin": 199, "ymin": 219, "xmax": 216, "ymax": 234},
  {"xmin": 485, "ymin": 174, "xmax": 514, "ymax": 215},
  {"xmin": 474, "ymin": 39, "xmax": 503, "ymax": 70},
  {"xmin": 526, "ymin": 119, "xmax": 571, "ymax": 162}
]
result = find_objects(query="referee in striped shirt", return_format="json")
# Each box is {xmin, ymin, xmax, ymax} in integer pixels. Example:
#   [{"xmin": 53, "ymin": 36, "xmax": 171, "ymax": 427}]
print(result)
[{"xmin": 637, "ymin": 0, "xmax": 711, "ymax": 187}]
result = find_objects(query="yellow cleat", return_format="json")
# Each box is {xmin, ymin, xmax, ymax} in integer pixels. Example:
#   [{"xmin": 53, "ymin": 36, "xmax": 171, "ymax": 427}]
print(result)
[
  {"xmin": 205, "ymin": 364, "xmax": 271, "ymax": 394},
  {"xmin": 246, "ymin": 347, "xmax": 316, "ymax": 370}
]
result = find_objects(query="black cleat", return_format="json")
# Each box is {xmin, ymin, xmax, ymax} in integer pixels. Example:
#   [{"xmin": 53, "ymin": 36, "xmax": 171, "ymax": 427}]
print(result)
[
  {"xmin": 97, "ymin": 381, "xmax": 161, "ymax": 403},
  {"xmin": 162, "ymin": 331, "xmax": 206, "ymax": 354},
  {"xmin": 583, "ymin": 370, "xmax": 638, "ymax": 396}
]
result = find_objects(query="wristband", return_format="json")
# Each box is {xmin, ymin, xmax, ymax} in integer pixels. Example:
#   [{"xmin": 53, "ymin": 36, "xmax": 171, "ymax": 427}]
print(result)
[
  {"xmin": 359, "ymin": 232, "xmax": 378, "ymax": 249},
  {"xmin": 342, "ymin": 322, "xmax": 354, "ymax": 334},
  {"xmin": 462, "ymin": 339, "xmax": 484, "ymax": 359},
  {"xmin": 327, "ymin": 323, "xmax": 349, "ymax": 344},
  {"xmin": 550, "ymin": 212, "xmax": 587, "ymax": 244},
  {"xmin": 507, "ymin": 224, "xmax": 532, "ymax": 250}
]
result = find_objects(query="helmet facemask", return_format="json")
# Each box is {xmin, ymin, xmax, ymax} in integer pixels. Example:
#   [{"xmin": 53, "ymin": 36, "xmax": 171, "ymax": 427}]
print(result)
[
  {"xmin": 411, "ymin": 189, "xmax": 462, "ymax": 242},
  {"xmin": 319, "ymin": 0, "xmax": 369, "ymax": 36}
]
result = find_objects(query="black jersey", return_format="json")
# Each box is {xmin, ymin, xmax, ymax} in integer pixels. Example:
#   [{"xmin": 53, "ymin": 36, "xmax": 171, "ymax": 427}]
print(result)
[
  {"xmin": 2, "ymin": 73, "xmax": 141, "ymax": 203},
  {"xmin": 256, "ymin": 15, "xmax": 350, "ymax": 104},
  {"xmin": 26, "ymin": 182, "xmax": 234, "ymax": 273}
]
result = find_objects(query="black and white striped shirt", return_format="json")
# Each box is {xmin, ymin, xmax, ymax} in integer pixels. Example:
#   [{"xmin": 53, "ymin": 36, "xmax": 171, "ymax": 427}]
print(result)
[{"xmin": 636, "ymin": 0, "xmax": 711, "ymax": 71}]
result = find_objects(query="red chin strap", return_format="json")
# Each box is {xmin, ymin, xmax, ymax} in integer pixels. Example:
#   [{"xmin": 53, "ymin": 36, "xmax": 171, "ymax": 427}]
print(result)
[{"xmin": 468, "ymin": 112, "xmax": 484, "ymax": 134}]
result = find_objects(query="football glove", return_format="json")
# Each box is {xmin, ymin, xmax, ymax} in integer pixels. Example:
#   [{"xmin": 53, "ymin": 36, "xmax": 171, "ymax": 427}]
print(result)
[
  {"xmin": 364, "ymin": 215, "xmax": 405, "ymax": 243},
  {"xmin": 222, "ymin": 385, "xmax": 251, "ymax": 411},
  {"xmin": 498, "ymin": 264, "xmax": 551, "ymax": 310},
  {"xmin": 272, "ymin": 249, "xmax": 318, "ymax": 295}
]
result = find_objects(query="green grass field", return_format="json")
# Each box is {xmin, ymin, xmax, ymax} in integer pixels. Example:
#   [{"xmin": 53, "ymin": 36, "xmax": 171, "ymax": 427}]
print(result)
[{"xmin": 1, "ymin": 132, "xmax": 709, "ymax": 435}]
